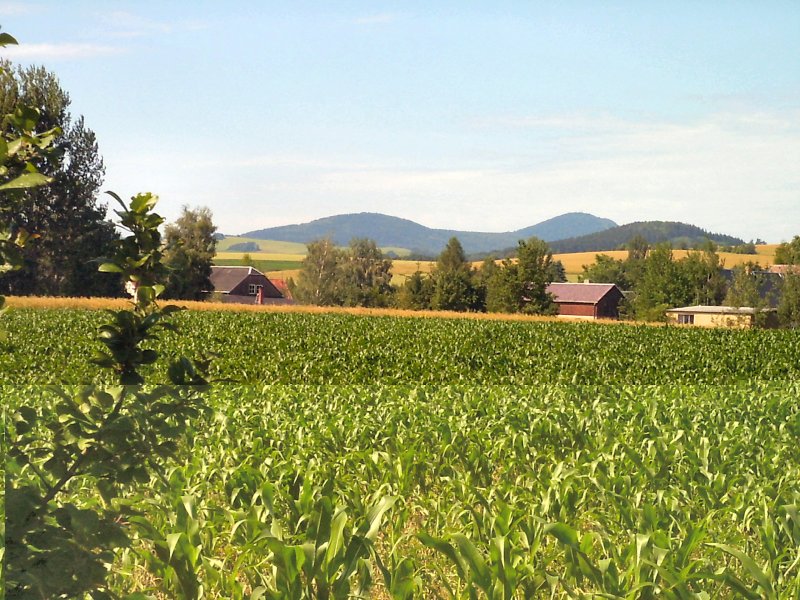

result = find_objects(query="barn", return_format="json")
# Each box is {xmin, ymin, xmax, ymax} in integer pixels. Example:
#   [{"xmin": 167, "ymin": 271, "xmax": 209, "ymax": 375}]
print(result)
[
  {"xmin": 208, "ymin": 266, "xmax": 291, "ymax": 305},
  {"xmin": 546, "ymin": 282, "xmax": 624, "ymax": 320}
]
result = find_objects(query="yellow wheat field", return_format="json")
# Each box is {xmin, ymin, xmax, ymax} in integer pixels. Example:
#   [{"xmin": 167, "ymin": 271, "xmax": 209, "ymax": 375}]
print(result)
[
  {"xmin": 553, "ymin": 247, "xmax": 777, "ymax": 276},
  {"xmin": 5, "ymin": 295, "xmax": 661, "ymax": 326}
]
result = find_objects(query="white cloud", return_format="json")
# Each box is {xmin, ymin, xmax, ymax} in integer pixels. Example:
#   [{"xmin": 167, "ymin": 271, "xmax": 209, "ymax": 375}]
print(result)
[
  {"xmin": 0, "ymin": 2, "xmax": 37, "ymax": 17},
  {"xmin": 95, "ymin": 10, "xmax": 208, "ymax": 39},
  {"xmin": 101, "ymin": 109, "xmax": 800, "ymax": 241},
  {"xmin": 246, "ymin": 110, "xmax": 799, "ymax": 240},
  {"xmin": 1, "ymin": 42, "xmax": 123, "ymax": 60}
]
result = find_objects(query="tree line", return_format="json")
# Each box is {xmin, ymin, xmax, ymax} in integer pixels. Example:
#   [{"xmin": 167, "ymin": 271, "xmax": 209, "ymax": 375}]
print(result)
[
  {"xmin": 579, "ymin": 235, "xmax": 800, "ymax": 326},
  {"xmin": 287, "ymin": 233, "xmax": 800, "ymax": 327},
  {"xmin": 289, "ymin": 236, "xmax": 566, "ymax": 315}
]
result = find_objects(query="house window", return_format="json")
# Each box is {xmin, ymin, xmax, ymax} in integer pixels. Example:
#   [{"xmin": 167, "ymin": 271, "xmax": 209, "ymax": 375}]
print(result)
[
  {"xmin": 248, "ymin": 284, "xmax": 262, "ymax": 296},
  {"xmin": 678, "ymin": 314, "xmax": 694, "ymax": 325}
]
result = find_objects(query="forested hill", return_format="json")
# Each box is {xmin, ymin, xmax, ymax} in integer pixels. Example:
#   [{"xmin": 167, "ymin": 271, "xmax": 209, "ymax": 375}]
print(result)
[
  {"xmin": 548, "ymin": 221, "xmax": 745, "ymax": 253},
  {"xmin": 242, "ymin": 212, "xmax": 617, "ymax": 255}
]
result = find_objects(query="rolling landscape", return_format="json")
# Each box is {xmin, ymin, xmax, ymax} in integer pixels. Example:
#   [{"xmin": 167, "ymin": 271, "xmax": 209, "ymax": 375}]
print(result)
[
  {"xmin": 216, "ymin": 211, "xmax": 772, "ymax": 284},
  {"xmin": 5, "ymin": 4, "xmax": 800, "ymax": 599}
]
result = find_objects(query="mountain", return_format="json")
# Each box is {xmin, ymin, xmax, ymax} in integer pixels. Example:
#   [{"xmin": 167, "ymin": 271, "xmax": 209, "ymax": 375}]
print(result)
[
  {"xmin": 547, "ymin": 221, "xmax": 745, "ymax": 254},
  {"xmin": 242, "ymin": 212, "xmax": 617, "ymax": 256}
]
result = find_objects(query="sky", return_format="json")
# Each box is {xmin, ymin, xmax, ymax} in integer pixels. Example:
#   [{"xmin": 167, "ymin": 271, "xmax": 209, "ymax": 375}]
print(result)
[{"xmin": 2, "ymin": 1, "xmax": 799, "ymax": 242}]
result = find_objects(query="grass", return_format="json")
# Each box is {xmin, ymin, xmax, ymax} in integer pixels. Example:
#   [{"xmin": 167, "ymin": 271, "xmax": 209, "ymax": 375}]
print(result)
[
  {"xmin": 215, "ymin": 251, "xmax": 305, "ymax": 262},
  {"xmin": 213, "ymin": 258, "xmax": 302, "ymax": 272},
  {"xmin": 215, "ymin": 236, "xmax": 308, "ymax": 254}
]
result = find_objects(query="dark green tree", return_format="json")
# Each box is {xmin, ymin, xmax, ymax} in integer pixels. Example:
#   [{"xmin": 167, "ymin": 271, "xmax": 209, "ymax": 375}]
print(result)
[
  {"xmin": 632, "ymin": 244, "xmax": 690, "ymax": 321},
  {"xmin": 777, "ymin": 273, "xmax": 800, "ymax": 328},
  {"xmin": 485, "ymin": 259, "xmax": 521, "ymax": 313},
  {"xmin": 774, "ymin": 236, "xmax": 800, "ymax": 264},
  {"xmin": 472, "ymin": 257, "xmax": 499, "ymax": 311},
  {"xmin": 339, "ymin": 238, "xmax": 393, "ymax": 307},
  {"xmin": 431, "ymin": 237, "xmax": 478, "ymax": 311},
  {"xmin": 548, "ymin": 259, "xmax": 568, "ymax": 284},
  {"xmin": 579, "ymin": 254, "xmax": 630, "ymax": 288},
  {"xmin": 680, "ymin": 241, "xmax": 727, "ymax": 306},
  {"xmin": 162, "ymin": 206, "xmax": 217, "ymax": 300},
  {"xmin": 395, "ymin": 268, "xmax": 434, "ymax": 310},
  {"xmin": 516, "ymin": 237, "xmax": 558, "ymax": 314},
  {"xmin": 625, "ymin": 235, "xmax": 650, "ymax": 288},
  {"xmin": 484, "ymin": 238, "xmax": 557, "ymax": 315},
  {"xmin": 290, "ymin": 238, "xmax": 346, "ymax": 305},
  {"xmin": 724, "ymin": 262, "xmax": 766, "ymax": 308},
  {"xmin": 0, "ymin": 61, "xmax": 117, "ymax": 297}
]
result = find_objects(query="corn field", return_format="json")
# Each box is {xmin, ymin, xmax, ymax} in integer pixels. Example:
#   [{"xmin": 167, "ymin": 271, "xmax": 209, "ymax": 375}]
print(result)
[{"xmin": 4, "ymin": 309, "xmax": 800, "ymax": 598}]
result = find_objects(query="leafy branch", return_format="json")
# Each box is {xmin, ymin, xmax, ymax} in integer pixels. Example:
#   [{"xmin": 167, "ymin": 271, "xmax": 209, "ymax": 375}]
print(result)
[{"xmin": 5, "ymin": 193, "xmax": 209, "ymax": 599}]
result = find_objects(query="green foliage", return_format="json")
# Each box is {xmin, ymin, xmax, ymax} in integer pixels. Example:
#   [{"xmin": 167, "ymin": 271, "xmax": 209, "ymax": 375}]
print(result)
[
  {"xmin": 0, "ymin": 60, "xmax": 117, "ymax": 297},
  {"xmin": 485, "ymin": 238, "xmax": 558, "ymax": 315},
  {"xmin": 394, "ymin": 268, "xmax": 434, "ymax": 310},
  {"xmin": 8, "ymin": 308, "xmax": 800, "ymax": 386},
  {"xmin": 681, "ymin": 242, "xmax": 727, "ymax": 306},
  {"xmin": 724, "ymin": 263, "xmax": 776, "ymax": 325},
  {"xmin": 339, "ymin": 238, "xmax": 394, "ymax": 308},
  {"xmin": 579, "ymin": 254, "xmax": 630, "ymax": 288},
  {"xmin": 774, "ymin": 236, "xmax": 800, "ymax": 265},
  {"xmin": 431, "ymin": 237, "xmax": 478, "ymax": 312},
  {"xmin": 5, "ymin": 381, "xmax": 799, "ymax": 597},
  {"xmin": 291, "ymin": 237, "xmax": 394, "ymax": 307},
  {"xmin": 777, "ymin": 273, "xmax": 800, "ymax": 328},
  {"xmin": 722, "ymin": 241, "xmax": 758, "ymax": 254},
  {"xmin": 5, "ymin": 193, "xmax": 208, "ymax": 598},
  {"xmin": 1, "ymin": 32, "xmax": 60, "ymax": 595},
  {"xmin": 163, "ymin": 205, "xmax": 217, "ymax": 300}
]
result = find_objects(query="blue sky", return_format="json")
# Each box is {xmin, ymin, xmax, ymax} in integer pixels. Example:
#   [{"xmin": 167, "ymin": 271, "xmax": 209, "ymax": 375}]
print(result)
[{"xmin": 2, "ymin": 1, "xmax": 799, "ymax": 242}]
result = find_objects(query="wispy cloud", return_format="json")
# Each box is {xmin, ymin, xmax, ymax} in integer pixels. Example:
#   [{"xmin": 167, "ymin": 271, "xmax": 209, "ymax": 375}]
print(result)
[
  {"xmin": 95, "ymin": 10, "xmax": 208, "ymax": 39},
  {"xmin": 232, "ymin": 110, "xmax": 800, "ymax": 239},
  {"xmin": 1, "ymin": 42, "xmax": 123, "ymax": 60},
  {"xmin": 352, "ymin": 13, "xmax": 401, "ymax": 25},
  {"xmin": 0, "ymin": 1, "xmax": 37, "ymax": 17}
]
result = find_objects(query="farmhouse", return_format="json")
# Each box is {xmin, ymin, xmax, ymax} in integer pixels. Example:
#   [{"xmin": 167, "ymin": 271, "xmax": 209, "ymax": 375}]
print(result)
[
  {"xmin": 665, "ymin": 305, "xmax": 778, "ymax": 329},
  {"xmin": 546, "ymin": 282, "xmax": 624, "ymax": 320},
  {"xmin": 208, "ymin": 266, "xmax": 291, "ymax": 305}
]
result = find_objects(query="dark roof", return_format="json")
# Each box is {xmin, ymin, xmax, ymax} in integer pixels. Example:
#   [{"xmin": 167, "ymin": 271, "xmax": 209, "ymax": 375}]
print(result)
[
  {"xmin": 209, "ymin": 266, "xmax": 253, "ymax": 292},
  {"xmin": 546, "ymin": 282, "xmax": 621, "ymax": 305}
]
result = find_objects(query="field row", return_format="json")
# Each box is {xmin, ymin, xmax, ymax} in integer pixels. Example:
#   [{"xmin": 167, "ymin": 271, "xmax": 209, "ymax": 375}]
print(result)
[{"xmin": 3, "ymin": 308, "xmax": 800, "ymax": 385}]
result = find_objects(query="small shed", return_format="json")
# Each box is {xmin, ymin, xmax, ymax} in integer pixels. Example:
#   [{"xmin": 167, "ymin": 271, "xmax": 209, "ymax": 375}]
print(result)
[
  {"xmin": 208, "ymin": 266, "xmax": 290, "ymax": 305},
  {"xmin": 546, "ymin": 282, "xmax": 624, "ymax": 319},
  {"xmin": 665, "ymin": 305, "xmax": 778, "ymax": 329}
]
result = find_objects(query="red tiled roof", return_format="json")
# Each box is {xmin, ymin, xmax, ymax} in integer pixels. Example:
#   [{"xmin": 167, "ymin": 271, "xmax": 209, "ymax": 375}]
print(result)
[
  {"xmin": 270, "ymin": 278, "xmax": 293, "ymax": 300},
  {"xmin": 546, "ymin": 283, "xmax": 620, "ymax": 305}
]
